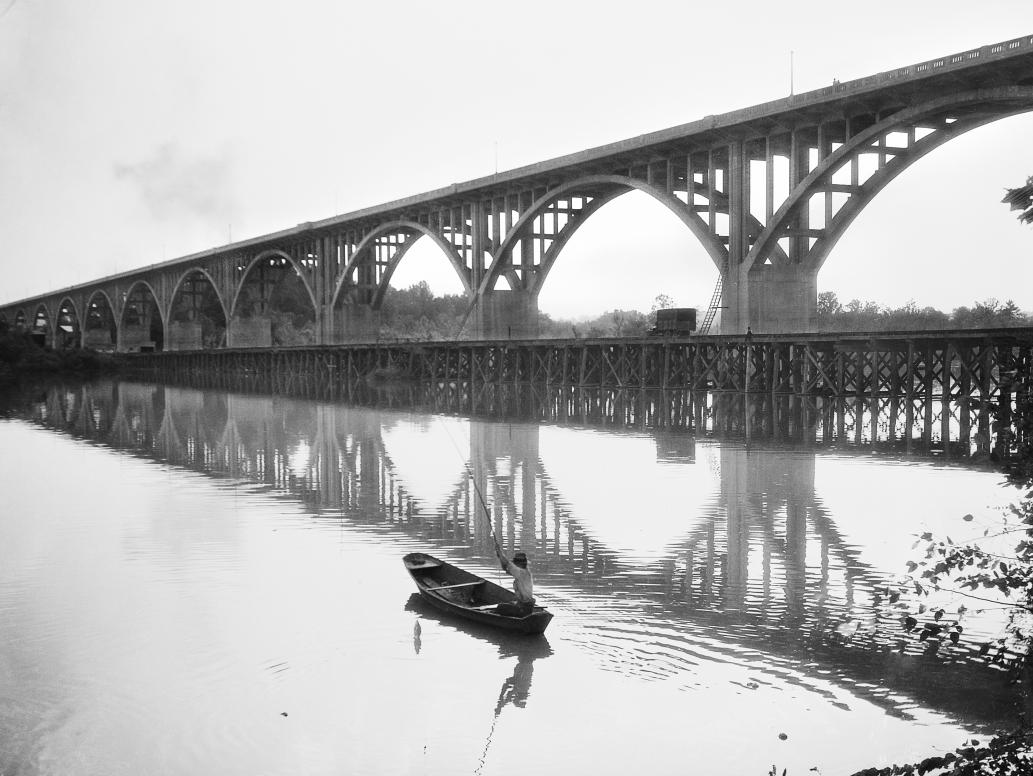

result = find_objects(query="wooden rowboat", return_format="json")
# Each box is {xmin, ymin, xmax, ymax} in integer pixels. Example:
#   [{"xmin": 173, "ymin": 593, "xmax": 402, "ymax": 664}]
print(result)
[{"xmin": 402, "ymin": 552, "xmax": 553, "ymax": 635}]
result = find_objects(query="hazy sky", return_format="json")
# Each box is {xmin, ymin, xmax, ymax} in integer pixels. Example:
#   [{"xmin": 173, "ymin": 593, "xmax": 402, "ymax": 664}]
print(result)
[{"xmin": 1, "ymin": 1, "xmax": 1031, "ymax": 320}]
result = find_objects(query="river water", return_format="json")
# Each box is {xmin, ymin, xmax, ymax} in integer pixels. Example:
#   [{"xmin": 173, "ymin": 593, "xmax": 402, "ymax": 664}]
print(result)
[{"xmin": 0, "ymin": 379, "xmax": 1026, "ymax": 776}]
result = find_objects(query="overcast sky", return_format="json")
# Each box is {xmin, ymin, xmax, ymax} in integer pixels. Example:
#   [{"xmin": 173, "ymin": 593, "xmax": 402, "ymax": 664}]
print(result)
[{"xmin": 1, "ymin": 1, "xmax": 1031, "ymax": 320}]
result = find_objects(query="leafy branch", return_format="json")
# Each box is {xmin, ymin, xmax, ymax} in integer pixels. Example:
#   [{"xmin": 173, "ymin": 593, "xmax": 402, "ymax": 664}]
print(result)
[{"xmin": 849, "ymin": 729, "xmax": 1033, "ymax": 776}]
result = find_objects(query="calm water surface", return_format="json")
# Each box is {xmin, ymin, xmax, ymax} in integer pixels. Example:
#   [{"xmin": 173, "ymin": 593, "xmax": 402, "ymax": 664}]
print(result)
[{"xmin": 0, "ymin": 380, "xmax": 1025, "ymax": 776}]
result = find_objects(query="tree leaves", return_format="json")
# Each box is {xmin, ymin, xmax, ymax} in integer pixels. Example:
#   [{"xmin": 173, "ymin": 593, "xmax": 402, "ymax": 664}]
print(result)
[{"xmin": 847, "ymin": 730, "xmax": 1033, "ymax": 775}]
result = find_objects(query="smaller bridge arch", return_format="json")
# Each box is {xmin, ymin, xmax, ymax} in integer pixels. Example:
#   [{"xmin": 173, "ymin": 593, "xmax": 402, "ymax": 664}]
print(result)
[
  {"xmin": 32, "ymin": 303, "xmax": 53, "ymax": 346},
  {"xmin": 230, "ymin": 250, "xmax": 317, "ymax": 347},
  {"xmin": 84, "ymin": 290, "xmax": 118, "ymax": 350},
  {"xmin": 330, "ymin": 220, "xmax": 474, "ymax": 343},
  {"xmin": 55, "ymin": 297, "xmax": 81, "ymax": 349},
  {"xmin": 119, "ymin": 281, "xmax": 165, "ymax": 352},
  {"xmin": 168, "ymin": 268, "xmax": 229, "ymax": 350},
  {"xmin": 334, "ymin": 220, "xmax": 472, "ymax": 309}
]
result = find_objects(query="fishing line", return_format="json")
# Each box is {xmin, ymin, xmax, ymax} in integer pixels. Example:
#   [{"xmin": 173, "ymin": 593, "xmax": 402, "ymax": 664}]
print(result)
[{"xmin": 473, "ymin": 710, "xmax": 500, "ymax": 776}]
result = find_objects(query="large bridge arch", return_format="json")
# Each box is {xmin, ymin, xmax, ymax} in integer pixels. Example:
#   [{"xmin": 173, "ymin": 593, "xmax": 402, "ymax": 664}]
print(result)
[
  {"xmin": 229, "ymin": 250, "xmax": 318, "ymax": 347},
  {"xmin": 168, "ymin": 268, "xmax": 229, "ymax": 350},
  {"xmin": 809, "ymin": 114, "xmax": 1033, "ymax": 280},
  {"xmin": 119, "ymin": 281, "xmax": 165, "ymax": 352},
  {"xmin": 478, "ymin": 174, "xmax": 731, "ymax": 298},
  {"xmin": 744, "ymin": 87, "xmax": 1033, "ymax": 276},
  {"xmin": 485, "ymin": 187, "xmax": 625, "ymax": 295},
  {"xmin": 719, "ymin": 86, "xmax": 1033, "ymax": 334},
  {"xmin": 819, "ymin": 112, "xmax": 1033, "ymax": 309},
  {"xmin": 14, "ymin": 309, "xmax": 27, "ymax": 331}
]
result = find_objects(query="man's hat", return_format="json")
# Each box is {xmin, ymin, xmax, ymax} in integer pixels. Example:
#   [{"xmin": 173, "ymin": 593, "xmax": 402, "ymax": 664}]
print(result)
[{"xmin": 512, "ymin": 551, "xmax": 528, "ymax": 564}]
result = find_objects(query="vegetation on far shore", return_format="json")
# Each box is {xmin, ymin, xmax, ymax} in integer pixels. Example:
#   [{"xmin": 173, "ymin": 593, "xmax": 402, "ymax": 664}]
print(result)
[
  {"xmin": 816, "ymin": 293, "xmax": 1031, "ymax": 333},
  {"xmin": 378, "ymin": 283, "xmax": 1033, "ymax": 341},
  {"xmin": 376, "ymin": 281, "xmax": 659, "ymax": 340},
  {"xmin": 0, "ymin": 329, "xmax": 118, "ymax": 385}
]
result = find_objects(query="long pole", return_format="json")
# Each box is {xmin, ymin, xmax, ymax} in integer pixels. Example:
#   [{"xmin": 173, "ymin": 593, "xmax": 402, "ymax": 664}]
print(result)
[
  {"xmin": 438, "ymin": 417, "xmax": 502, "ymax": 553},
  {"xmin": 471, "ymin": 465, "xmax": 499, "ymax": 551}
]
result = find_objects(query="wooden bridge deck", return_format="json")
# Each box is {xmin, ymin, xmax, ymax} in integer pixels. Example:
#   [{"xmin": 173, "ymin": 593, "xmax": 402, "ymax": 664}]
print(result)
[
  {"xmin": 123, "ymin": 327, "xmax": 1033, "ymax": 455},
  {"xmin": 126, "ymin": 327, "xmax": 1033, "ymax": 392}
]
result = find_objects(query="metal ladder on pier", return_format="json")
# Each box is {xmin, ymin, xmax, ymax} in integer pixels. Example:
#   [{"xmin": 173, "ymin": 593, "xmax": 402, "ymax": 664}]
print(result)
[{"xmin": 697, "ymin": 276, "xmax": 723, "ymax": 334}]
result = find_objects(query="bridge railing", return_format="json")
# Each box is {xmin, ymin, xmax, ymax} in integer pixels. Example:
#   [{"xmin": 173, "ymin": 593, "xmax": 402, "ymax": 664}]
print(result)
[{"xmin": 735, "ymin": 34, "xmax": 1033, "ymax": 124}]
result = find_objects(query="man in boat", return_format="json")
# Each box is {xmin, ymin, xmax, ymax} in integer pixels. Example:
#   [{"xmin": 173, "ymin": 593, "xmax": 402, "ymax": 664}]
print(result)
[{"xmin": 493, "ymin": 544, "xmax": 535, "ymax": 617}]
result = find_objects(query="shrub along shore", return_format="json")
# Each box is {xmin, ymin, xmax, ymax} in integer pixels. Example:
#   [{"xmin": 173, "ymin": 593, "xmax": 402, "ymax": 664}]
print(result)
[{"xmin": 0, "ymin": 331, "xmax": 118, "ymax": 385}]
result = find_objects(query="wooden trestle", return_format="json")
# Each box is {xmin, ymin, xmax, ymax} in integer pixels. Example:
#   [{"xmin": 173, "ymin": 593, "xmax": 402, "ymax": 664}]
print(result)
[{"xmin": 126, "ymin": 328, "xmax": 1033, "ymax": 453}]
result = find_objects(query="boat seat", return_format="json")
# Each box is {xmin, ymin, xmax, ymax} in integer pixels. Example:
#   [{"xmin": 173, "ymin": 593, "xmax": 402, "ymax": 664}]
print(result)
[{"xmin": 424, "ymin": 581, "xmax": 484, "ymax": 591}]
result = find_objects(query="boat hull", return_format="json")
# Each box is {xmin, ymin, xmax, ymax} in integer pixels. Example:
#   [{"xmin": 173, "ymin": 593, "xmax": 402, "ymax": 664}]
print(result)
[{"xmin": 403, "ymin": 552, "xmax": 552, "ymax": 635}]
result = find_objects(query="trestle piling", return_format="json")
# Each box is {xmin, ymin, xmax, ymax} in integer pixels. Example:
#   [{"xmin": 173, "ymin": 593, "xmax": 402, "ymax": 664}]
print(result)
[{"xmin": 124, "ymin": 328, "xmax": 1033, "ymax": 454}]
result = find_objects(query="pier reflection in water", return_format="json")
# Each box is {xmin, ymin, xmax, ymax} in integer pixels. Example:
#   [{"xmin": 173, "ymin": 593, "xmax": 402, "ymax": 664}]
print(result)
[{"xmin": 1, "ymin": 378, "xmax": 1025, "ymax": 775}]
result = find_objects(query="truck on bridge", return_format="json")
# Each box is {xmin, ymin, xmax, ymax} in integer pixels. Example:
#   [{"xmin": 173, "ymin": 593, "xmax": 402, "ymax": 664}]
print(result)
[{"xmin": 649, "ymin": 308, "xmax": 697, "ymax": 336}]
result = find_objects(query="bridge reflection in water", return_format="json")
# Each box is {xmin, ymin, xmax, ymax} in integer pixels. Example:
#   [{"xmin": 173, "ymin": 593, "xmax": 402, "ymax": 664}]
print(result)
[{"xmin": 23, "ymin": 378, "xmax": 1023, "ymax": 731}]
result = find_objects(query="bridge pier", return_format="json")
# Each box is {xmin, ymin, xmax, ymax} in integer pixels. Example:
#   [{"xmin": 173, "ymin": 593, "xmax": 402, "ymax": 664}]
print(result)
[
  {"xmin": 723, "ymin": 265, "xmax": 817, "ymax": 334},
  {"xmin": 227, "ymin": 316, "xmax": 272, "ymax": 348},
  {"xmin": 472, "ymin": 290, "xmax": 540, "ymax": 340},
  {"xmin": 333, "ymin": 305, "xmax": 381, "ymax": 344},
  {"xmin": 84, "ymin": 327, "xmax": 115, "ymax": 350},
  {"xmin": 167, "ymin": 321, "xmax": 203, "ymax": 351},
  {"xmin": 119, "ymin": 324, "xmax": 156, "ymax": 353}
]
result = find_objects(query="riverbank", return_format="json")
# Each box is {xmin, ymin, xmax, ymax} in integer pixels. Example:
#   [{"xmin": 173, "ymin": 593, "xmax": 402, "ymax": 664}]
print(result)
[{"xmin": 0, "ymin": 331, "xmax": 118, "ymax": 385}]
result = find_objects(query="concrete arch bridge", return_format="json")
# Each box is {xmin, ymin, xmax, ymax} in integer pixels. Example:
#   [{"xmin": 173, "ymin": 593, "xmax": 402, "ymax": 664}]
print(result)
[{"xmin": 3, "ymin": 34, "xmax": 1033, "ymax": 349}]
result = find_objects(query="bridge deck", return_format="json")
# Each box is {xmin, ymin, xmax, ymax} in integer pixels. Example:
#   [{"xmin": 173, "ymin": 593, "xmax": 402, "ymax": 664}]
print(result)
[
  {"xmin": 122, "ymin": 326, "xmax": 1033, "ymax": 462},
  {"xmin": 125, "ymin": 325, "xmax": 1033, "ymax": 352}
]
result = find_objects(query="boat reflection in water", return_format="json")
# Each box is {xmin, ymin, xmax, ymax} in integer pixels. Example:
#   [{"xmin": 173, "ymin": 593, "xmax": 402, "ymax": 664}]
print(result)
[
  {"xmin": 405, "ymin": 592, "xmax": 552, "ymax": 773},
  {"xmin": 406, "ymin": 593, "xmax": 553, "ymax": 666},
  {"xmin": 405, "ymin": 592, "xmax": 551, "ymax": 713}
]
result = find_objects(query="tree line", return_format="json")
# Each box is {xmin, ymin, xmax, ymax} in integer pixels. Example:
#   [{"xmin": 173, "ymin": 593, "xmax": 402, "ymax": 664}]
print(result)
[
  {"xmin": 817, "ymin": 292, "xmax": 1031, "ymax": 332},
  {"xmin": 378, "ymin": 281, "xmax": 668, "ymax": 340},
  {"xmin": 380, "ymin": 281, "xmax": 1033, "ymax": 340}
]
